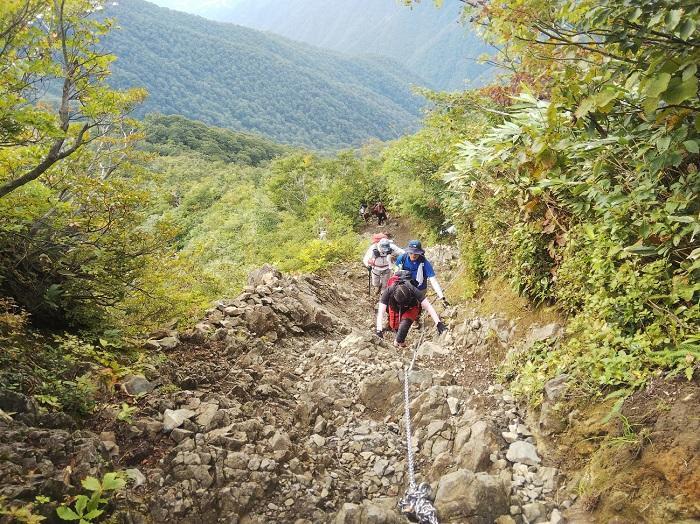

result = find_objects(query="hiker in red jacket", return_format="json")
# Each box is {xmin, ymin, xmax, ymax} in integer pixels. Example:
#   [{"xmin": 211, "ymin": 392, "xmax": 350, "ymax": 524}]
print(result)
[
  {"xmin": 372, "ymin": 201, "xmax": 388, "ymax": 226},
  {"xmin": 376, "ymin": 270, "xmax": 447, "ymax": 347}
]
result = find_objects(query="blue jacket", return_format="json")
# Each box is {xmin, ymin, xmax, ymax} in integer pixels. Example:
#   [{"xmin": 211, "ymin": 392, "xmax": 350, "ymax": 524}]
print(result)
[{"xmin": 395, "ymin": 254, "xmax": 436, "ymax": 290}]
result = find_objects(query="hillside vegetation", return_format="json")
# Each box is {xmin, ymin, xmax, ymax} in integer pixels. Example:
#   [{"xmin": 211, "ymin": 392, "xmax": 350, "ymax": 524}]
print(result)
[
  {"xmin": 0, "ymin": 0, "xmax": 699, "ymax": 521},
  {"xmin": 103, "ymin": 0, "xmax": 424, "ymax": 149},
  {"xmin": 179, "ymin": 0, "xmax": 494, "ymax": 90}
]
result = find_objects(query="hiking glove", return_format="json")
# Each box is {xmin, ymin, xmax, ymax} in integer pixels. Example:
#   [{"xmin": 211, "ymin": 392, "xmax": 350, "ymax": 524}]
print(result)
[
  {"xmin": 436, "ymin": 321, "xmax": 447, "ymax": 335},
  {"xmin": 441, "ymin": 297, "xmax": 450, "ymax": 307}
]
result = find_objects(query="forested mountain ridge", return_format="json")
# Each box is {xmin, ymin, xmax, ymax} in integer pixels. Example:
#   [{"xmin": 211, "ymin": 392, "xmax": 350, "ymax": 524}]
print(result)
[
  {"xmin": 103, "ymin": 0, "xmax": 425, "ymax": 149},
  {"xmin": 141, "ymin": 114, "xmax": 287, "ymax": 165},
  {"xmin": 154, "ymin": 0, "xmax": 494, "ymax": 90}
]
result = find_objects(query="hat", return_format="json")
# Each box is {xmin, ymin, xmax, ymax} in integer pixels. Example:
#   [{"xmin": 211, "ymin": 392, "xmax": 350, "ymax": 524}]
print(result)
[
  {"xmin": 395, "ymin": 269, "xmax": 413, "ymax": 282},
  {"xmin": 405, "ymin": 239, "xmax": 424, "ymax": 255}
]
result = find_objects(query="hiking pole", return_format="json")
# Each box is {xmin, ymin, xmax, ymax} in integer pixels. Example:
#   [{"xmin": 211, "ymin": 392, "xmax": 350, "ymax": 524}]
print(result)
[{"xmin": 368, "ymin": 266, "xmax": 373, "ymax": 298}]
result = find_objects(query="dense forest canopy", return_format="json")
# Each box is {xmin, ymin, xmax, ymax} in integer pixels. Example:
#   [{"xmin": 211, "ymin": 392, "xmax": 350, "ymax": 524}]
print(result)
[
  {"xmin": 101, "ymin": 0, "xmax": 425, "ymax": 149},
  {"xmin": 151, "ymin": 0, "xmax": 494, "ymax": 91},
  {"xmin": 141, "ymin": 114, "xmax": 287, "ymax": 165}
]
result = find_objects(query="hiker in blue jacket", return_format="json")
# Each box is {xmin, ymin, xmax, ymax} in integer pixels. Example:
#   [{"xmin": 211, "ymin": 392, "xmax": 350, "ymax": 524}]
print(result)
[{"xmin": 394, "ymin": 239, "xmax": 449, "ymax": 306}]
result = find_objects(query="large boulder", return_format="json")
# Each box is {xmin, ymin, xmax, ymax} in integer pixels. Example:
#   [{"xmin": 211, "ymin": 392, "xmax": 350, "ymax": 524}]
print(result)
[
  {"xmin": 455, "ymin": 420, "xmax": 500, "ymax": 472},
  {"xmin": 358, "ymin": 371, "xmax": 402, "ymax": 412},
  {"xmin": 434, "ymin": 469, "xmax": 509, "ymax": 523},
  {"xmin": 243, "ymin": 305, "xmax": 278, "ymax": 335}
]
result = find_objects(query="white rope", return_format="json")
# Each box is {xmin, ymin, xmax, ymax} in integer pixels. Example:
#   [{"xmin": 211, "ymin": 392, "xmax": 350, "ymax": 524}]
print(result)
[{"xmin": 398, "ymin": 330, "xmax": 439, "ymax": 524}]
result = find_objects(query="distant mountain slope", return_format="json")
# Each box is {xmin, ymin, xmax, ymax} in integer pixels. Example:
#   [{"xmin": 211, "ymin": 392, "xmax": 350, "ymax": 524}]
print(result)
[
  {"xmin": 103, "ymin": 0, "xmax": 425, "ymax": 149},
  {"xmin": 171, "ymin": 0, "xmax": 493, "ymax": 90}
]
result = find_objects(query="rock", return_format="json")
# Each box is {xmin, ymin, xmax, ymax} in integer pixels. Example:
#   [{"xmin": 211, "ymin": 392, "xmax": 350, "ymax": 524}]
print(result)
[
  {"xmin": 495, "ymin": 516, "xmax": 517, "ymax": 524},
  {"xmin": 335, "ymin": 503, "xmax": 361, "ymax": 523},
  {"xmin": 506, "ymin": 441, "xmax": 541, "ymax": 466},
  {"xmin": 434, "ymin": 469, "xmax": 509, "ymax": 522},
  {"xmin": 154, "ymin": 336, "xmax": 179, "ymax": 350},
  {"xmin": 446, "ymin": 397, "xmax": 460, "ymax": 415},
  {"xmin": 358, "ymin": 371, "xmax": 402, "ymax": 412},
  {"xmin": 417, "ymin": 340, "xmax": 449, "ymax": 358},
  {"xmin": 456, "ymin": 420, "xmax": 500, "ymax": 472},
  {"xmin": 162, "ymin": 408, "xmax": 196, "ymax": 432},
  {"xmin": 309, "ymin": 434, "xmax": 326, "ymax": 447},
  {"xmin": 544, "ymin": 375, "xmax": 569, "ymax": 401},
  {"xmin": 501, "ymin": 431, "xmax": 519, "ymax": 444},
  {"xmin": 339, "ymin": 331, "xmax": 368, "ymax": 351},
  {"xmin": 539, "ymin": 375, "xmax": 570, "ymax": 435},
  {"xmin": 126, "ymin": 468, "xmax": 146, "ymax": 487},
  {"xmin": 373, "ymin": 458, "xmax": 389, "ymax": 477},
  {"xmin": 360, "ymin": 501, "xmax": 403, "ymax": 523},
  {"xmin": 0, "ymin": 390, "xmax": 38, "ymax": 415},
  {"xmin": 522, "ymin": 501, "xmax": 546, "ymax": 523},
  {"xmin": 524, "ymin": 324, "xmax": 563, "ymax": 349},
  {"xmin": 535, "ymin": 466, "xmax": 558, "ymax": 492},
  {"xmin": 195, "ymin": 402, "xmax": 219, "ymax": 427},
  {"xmin": 269, "ymin": 430, "xmax": 292, "ymax": 451},
  {"xmin": 247, "ymin": 264, "xmax": 281, "ymax": 287},
  {"xmin": 244, "ymin": 306, "xmax": 278, "ymax": 335},
  {"xmin": 121, "ymin": 375, "xmax": 155, "ymax": 396},
  {"xmin": 170, "ymin": 428, "xmax": 193, "ymax": 443},
  {"xmin": 549, "ymin": 508, "xmax": 563, "ymax": 524}
]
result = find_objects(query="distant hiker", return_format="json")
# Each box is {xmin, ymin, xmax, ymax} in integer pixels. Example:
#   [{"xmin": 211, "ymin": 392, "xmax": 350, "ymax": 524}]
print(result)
[
  {"xmin": 319, "ymin": 228, "xmax": 327, "ymax": 240},
  {"xmin": 363, "ymin": 235, "xmax": 405, "ymax": 295},
  {"xmin": 376, "ymin": 270, "xmax": 447, "ymax": 347},
  {"xmin": 394, "ymin": 240, "xmax": 449, "ymax": 306},
  {"xmin": 372, "ymin": 201, "xmax": 388, "ymax": 226},
  {"xmin": 359, "ymin": 202, "xmax": 370, "ymax": 223}
]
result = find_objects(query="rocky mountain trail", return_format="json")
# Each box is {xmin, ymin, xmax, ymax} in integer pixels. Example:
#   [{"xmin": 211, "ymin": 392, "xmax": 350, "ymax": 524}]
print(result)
[{"xmin": 0, "ymin": 252, "xmax": 573, "ymax": 523}]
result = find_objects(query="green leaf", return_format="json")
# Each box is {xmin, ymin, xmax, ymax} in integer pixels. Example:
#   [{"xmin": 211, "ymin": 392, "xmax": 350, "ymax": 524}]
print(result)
[
  {"xmin": 595, "ymin": 87, "xmax": 617, "ymax": 108},
  {"xmin": 663, "ymin": 75, "xmax": 698, "ymax": 105},
  {"xmin": 101, "ymin": 472, "xmax": 126, "ymax": 491},
  {"xmin": 56, "ymin": 506, "xmax": 81, "ymax": 521},
  {"xmin": 82, "ymin": 509, "xmax": 104, "ymax": 520},
  {"xmin": 624, "ymin": 245, "xmax": 658, "ymax": 255},
  {"xmin": 80, "ymin": 477, "xmax": 101, "ymax": 492},
  {"xmin": 74, "ymin": 496, "xmax": 88, "ymax": 517},
  {"xmin": 575, "ymin": 96, "xmax": 596, "ymax": 118},
  {"xmin": 665, "ymin": 9, "xmax": 682, "ymax": 31},
  {"xmin": 679, "ymin": 18, "xmax": 697, "ymax": 40},
  {"xmin": 683, "ymin": 140, "xmax": 699, "ymax": 154},
  {"xmin": 682, "ymin": 64, "xmax": 697, "ymax": 82},
  {"xmin": 86, "ymin": 492, "xmax": 100, "ymax": 513},
  {"xmin": 656, "ymin": 135, "xmax": 671, "ymax": 152},
  {"xmin": 669, "ymin": 215, "xmax": 695, "ymax": 223},
  {"xmin": 644, "ymin": 73, "xmax": 671, "ymax": 98}
]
